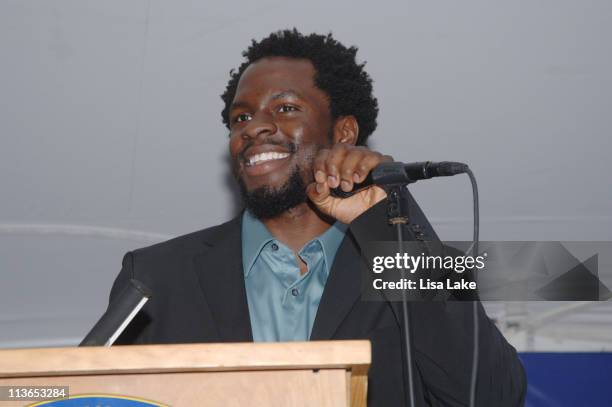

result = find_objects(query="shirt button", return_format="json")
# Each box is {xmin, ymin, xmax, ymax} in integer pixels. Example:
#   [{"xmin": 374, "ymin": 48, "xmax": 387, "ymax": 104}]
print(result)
[
  {"xmin": 291, "ymin": 288, "xmax": 299, "ymax": 297},
  {"xmin": 271, "ymin": 243, "xmax": 279, "ymax": 251}
]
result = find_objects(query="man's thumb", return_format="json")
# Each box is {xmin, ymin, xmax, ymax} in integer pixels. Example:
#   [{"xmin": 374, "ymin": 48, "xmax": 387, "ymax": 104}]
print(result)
[{"xmin": 306, "ymin": 182, "xmax": 334, "ymax": 213}]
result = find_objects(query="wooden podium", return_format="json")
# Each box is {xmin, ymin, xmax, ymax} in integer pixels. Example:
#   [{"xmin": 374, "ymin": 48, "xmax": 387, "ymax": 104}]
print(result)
[{"xmin": 0, "ymin": 340, "xmax": 370, "ymax": 406}]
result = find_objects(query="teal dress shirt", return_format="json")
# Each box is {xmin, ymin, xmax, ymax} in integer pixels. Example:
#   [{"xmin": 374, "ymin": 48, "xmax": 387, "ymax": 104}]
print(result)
[{"xmin": 241, "ymin": 210, "xmax": 348, "ymax": 342}]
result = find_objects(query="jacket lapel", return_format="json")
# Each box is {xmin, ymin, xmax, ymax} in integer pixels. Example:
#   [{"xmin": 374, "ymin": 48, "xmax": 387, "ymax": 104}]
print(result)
[
  {"xmin": 192, "ymin": 216, "xmax": 253, "ymax": 342},
  {"xmin": 310, "ymin": 233, "xmax": 363, "ymax": 340}
]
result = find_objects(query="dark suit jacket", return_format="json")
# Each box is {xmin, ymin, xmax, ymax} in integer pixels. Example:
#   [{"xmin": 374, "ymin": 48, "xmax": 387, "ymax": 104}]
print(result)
[{"xmin": 109, "ymin": 197, "xmax": 526, "ymax": 406}]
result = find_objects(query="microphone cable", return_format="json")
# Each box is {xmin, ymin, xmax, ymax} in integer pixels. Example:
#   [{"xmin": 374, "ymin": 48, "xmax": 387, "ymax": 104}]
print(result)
[{"xmin": 466, "ymin": 167, "xmax": 480, "ymax": 407}]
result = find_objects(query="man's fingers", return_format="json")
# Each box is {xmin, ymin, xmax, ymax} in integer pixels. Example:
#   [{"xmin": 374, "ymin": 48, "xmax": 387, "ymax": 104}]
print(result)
[
  {"xmin": 351, "ymin": 152, "xmax": 382, "ymax": 183},
  {"xmin": 306, "ymin": 181, "xmax": 333, "ymax": 213},
  {"xmin": 313, "ymin": 149, "xmax": 331, "ymax": 184},
  {"xmin": 325, "ymin": 144, "xmax": 349, "ymax": 189},
  {"xmin": 315, "ymin": 179, "xmax": 330, "ymax": 197},
  {"xmin": 312, "ymin": 146, "xmax": 394, "ymax": 194},
  {"xmin": 339, "ymin": 148, "xmax": 366, "ymax": 191}
]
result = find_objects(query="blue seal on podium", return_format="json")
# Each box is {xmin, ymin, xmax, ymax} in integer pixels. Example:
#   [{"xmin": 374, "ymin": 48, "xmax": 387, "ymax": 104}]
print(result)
[{"xmin": 28, "ymin": 394, "xmax": 168, "ymax": 407}]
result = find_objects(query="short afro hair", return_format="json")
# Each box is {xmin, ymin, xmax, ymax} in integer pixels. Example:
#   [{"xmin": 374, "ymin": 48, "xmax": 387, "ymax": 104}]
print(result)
[{"xmin": 221, "ymin": 29, "xmax": 379, "ymax": 146}]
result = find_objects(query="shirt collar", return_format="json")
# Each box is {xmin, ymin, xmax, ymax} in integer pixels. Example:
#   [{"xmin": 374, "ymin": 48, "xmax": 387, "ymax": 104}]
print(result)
[
  {"xmin": 241, "ymin": 210, "xmax": 348, "ymax": 278},
  {"xmin": 242, "ymin": 210, "xmax": 275, "ymax": 277}
]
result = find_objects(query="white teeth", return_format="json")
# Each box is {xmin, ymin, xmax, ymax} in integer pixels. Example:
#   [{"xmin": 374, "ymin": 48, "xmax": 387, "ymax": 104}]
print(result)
[{"xmin": 248, "ymin": 152, "xmax": 290, "ymax": 166}]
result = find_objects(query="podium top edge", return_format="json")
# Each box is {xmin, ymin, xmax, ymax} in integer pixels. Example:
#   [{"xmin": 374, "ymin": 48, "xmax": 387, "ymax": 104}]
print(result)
[{"xmin": 0, "ymin": 340, "xmax": 371, "ymax": 378}]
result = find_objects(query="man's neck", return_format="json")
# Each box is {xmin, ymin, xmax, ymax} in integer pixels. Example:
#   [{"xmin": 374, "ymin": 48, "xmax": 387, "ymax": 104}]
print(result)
[{"xmin": 261, "ymin": 202, "xmax": 333, "ymax": 253}]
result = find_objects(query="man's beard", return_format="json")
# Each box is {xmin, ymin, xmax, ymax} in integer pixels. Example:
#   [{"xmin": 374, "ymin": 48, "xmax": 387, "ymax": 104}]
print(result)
[{"xmin": 236, "ymin": 165, "xmax": 309, "ymax": 220}]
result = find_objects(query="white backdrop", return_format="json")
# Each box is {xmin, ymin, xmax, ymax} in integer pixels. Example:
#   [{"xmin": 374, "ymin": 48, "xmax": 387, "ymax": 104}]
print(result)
[{"xmin": 1, "ymin": 0, "xmax": 611, "ymax": 349}]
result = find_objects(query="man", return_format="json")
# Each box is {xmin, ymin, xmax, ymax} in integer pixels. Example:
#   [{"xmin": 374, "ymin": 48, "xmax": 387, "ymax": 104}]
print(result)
[{"xmin": 109, "ymin": 29, "xmax": 526, "ymax": 406}]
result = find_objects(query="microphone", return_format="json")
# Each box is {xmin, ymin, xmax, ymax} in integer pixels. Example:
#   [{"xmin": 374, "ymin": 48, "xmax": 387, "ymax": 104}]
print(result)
[
  {"xmin": 331, "ymin": 161, "xmax": 468, "ymax": 198},
  {"xmin": 80, "ymin": 279, "xmax": 152, "ymax": 347}
]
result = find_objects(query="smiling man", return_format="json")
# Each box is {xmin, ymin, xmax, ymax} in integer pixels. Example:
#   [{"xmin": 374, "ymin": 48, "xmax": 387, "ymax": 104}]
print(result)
[{"xmin": 109, "ymin": 29, "xmax": 526, "ymax": 406}]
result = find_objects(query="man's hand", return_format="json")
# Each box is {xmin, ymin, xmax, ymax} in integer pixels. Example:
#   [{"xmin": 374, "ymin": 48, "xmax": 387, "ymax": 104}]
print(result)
[{"xmin": 306, "ymin": 144, "xmax": 393, "ymax": 224}]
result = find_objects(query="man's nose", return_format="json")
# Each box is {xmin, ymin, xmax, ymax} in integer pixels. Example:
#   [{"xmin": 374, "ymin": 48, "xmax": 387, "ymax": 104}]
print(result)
[{"xmin": 242, "ymin": 114, "xmax": 277, "ymax": 140}]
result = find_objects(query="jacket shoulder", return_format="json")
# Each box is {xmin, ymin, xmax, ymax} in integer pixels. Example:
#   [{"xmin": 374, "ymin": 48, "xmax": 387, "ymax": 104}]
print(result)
[{"xmin": 130, "ymin": 216, "xmax": 240, "ymax": 260}]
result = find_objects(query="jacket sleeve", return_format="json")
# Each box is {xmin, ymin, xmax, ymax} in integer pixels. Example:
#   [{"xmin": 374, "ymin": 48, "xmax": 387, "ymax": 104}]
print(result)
[{"xmin": 349, "ymin": 195, "xmax": 527, "ymax": 407}]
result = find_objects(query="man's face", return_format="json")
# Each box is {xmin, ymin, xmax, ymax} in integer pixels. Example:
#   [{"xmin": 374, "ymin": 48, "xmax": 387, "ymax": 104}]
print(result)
[{"xmin": 228, "ymin": 57, "xmax": 334, "ymax": 218}]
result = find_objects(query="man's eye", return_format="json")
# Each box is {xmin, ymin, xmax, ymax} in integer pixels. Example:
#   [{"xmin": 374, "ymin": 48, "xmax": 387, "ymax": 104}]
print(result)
[
  {"xmin": 234, "ymin": 113, "xmax": 252, "ymax": 123},
  {"xmin": 279, "ymin": 104, "xmax": 298, "ymax": 113}
]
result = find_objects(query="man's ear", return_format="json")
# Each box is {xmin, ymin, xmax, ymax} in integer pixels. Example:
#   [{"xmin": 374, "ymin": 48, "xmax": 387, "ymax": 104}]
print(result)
[{"xmin": 332, "ymin": 116, "xmax": 359, "ymax": 146}]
